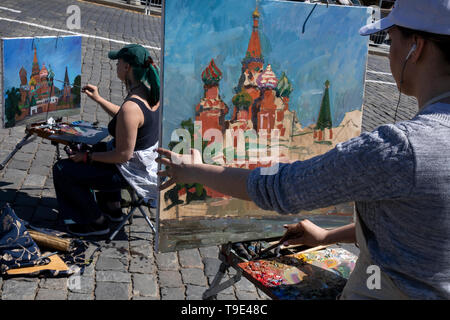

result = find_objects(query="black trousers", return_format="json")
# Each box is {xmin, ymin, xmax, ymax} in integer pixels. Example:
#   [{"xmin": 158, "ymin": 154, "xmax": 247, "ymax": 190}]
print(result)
[{"xmin": 52, "ymin": 143, "xmax": 128, "ymax": 225}]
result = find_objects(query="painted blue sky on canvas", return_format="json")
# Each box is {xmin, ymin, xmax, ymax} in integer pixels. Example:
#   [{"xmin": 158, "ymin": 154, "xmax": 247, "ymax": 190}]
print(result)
[
  {"xmin": 3, "ymin": 36, "xmax": 82, "ymax": 94},
  {"xmin": 163, "ymin": 0, "xmax": 370, "ymax": 146}
]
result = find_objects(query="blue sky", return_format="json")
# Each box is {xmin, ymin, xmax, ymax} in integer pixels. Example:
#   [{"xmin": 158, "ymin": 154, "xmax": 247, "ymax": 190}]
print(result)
[
  {"xmin": 3, "ymin": 36, "xmax": 82, "ymax": 95},
  {"xmin": 162, "ymin": 0, "xmax": 371, "ymax": 146}
]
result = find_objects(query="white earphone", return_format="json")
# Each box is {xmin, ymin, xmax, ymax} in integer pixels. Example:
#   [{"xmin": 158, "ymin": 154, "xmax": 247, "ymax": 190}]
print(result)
[{"xmin": 405, "ymin": 43, "xmax": 417, "ymax": 61}]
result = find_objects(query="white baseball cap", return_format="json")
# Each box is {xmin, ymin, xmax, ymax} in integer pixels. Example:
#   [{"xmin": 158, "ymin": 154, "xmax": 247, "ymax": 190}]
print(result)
[{"xmin": 360, "ymin": 0, "xmax": 450, "ymax": 36}]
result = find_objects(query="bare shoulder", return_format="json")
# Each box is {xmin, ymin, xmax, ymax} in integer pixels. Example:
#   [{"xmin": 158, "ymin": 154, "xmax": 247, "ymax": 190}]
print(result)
[{"xmin": 121, "ymin": 99, "xmax": 143, "ymax": 113}]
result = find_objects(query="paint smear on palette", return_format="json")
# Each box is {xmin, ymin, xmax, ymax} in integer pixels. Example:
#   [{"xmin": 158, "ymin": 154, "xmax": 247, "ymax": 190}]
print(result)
[{"xmin": 237, "ymin": 248, "xmax": 357, "ymax": 300}]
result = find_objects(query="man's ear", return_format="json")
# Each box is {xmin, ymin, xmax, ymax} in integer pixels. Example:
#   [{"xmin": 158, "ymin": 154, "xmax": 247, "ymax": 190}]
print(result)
[{"xmin": 409, "ymin": 36, "xmax": 426, "ymax": 63}]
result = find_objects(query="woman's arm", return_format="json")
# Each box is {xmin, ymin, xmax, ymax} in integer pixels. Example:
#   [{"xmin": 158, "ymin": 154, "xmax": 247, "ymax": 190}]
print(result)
[{"xmin": 70, "ymin": 101, "xmax": 142, "ymax": 164}]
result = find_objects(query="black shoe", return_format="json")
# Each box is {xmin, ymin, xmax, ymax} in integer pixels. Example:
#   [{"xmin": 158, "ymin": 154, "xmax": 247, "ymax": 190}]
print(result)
[
  {"xmin": 103, "ymin": 208, "xmax": 124, "ymax": 222},
  {"xmin": 67, "ymin": 220, "xmax": 110, "ymax": 237}
]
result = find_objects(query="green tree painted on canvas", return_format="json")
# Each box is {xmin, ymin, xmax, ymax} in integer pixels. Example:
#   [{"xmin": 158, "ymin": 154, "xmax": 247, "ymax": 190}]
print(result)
[
  {"xmin": 5, "ymin": 87, "xmax": 22, "ymax": 128},
  {"xmin": 232, "ymin": 89, "xmax": 253, "ymax": 111},
  {"xmin": 316, "ymin": 80, "xmax": 333, "ymax": 131},
  {"xmin": 71, "ymin": 75, "xmax": 81, "ymax": 106}
]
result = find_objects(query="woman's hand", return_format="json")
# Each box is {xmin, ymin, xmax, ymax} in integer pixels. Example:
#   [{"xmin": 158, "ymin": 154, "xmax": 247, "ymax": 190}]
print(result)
[
  {"xmin": 82, "ymin": 84, "xmax": 101, "ymax": 102},
  {"xmin": 156, "ymin": 148, "xmax": 203, "ymax": 190},
  {"xmin": 69, "ymin": 152, "xmax": 87, "ymax": 163},
  {"xmin": 280, "ymin": 219, "xmax": 329, "ymax": 247}
]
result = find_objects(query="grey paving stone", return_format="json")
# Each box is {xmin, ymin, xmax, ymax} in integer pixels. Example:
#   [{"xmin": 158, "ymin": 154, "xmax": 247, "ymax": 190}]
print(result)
[
  {"xmin": 234, "ymin": 277, "xmax": 257, "ymax": 293},
  {"xmin": 3, "ymin": 168, "xmax": 27, "ymax": 182},
  {"xmin": 7, "ymin": 159, "xmax": 31, "ymax": 171},
  {"xmin": 161, "ymin": 286, "xmax": 185, "ymax": 300},
  {"xmin": 179, "ymin": 248, "xmax": 203, "ymax": 269},
  {"xmin": 235, "ymin": 290, "xmax": 260, "ymax": 300},
  {"xmin": 181, "ymin": 268, "xmax": 208, "ymax": 287},
  {"xmin": 216, "ymin": 293, "xmax": 236, "ymax": 300},
  {"xmin": 132, "ymin": 273, "xmax": 159, "ymax": 298},
  {"xmin": 257, "ymin": 288, "xmax": 271, "ymax": 300},
  {"xmin": 158, "ymin": 270, "xmax": 183, "ymax": 288},
  {"xmin": 129, "ymin": 242, "xmax": 153, "ymax": 258},
  {"xmin": 129, "ymin": 256, "xmax": 157, "ymax": 274},
  {"xmin": 35, "ymin": 288, "xmax": 68, "ymax": 300},
  {"xmin": 155, "ymin": 251, "xmax": 179, "ymax": 271},
  {"xmin": 207, "ymin": 274, "xmax": 235, "ymax": 296},
  {"xmin": 131, "ymin": 295, "xmax": 160, "ymax": 300},
  {"xmin": 95, "ymin": 281, "xmax": 131, "ymax": 300},
  {"xmin": 95, "ymin": 256, "xmax": 128, "ymax": 272},
  {"xmin": 202, "ymin": 257, "xmax": 222, "ymax": 277},
  {"xmin": 39, "ymin": 277, "xmax": 68, "ymax": 290},
  {"xmin": 23, "ymin": 174, "xmax": 47, "ymax": 188},
  {"xmin": 185, "ymin": 285, "xmax": 208, "ymax": 300},
  {"xmin": 13, "ymin": 152, "xmax": 35, "ymax": 162},
  {"xmin": 98, "ymin": 246, "xmax": 129, "ymax": 260},
  {"xmin": 96, "ymin": 270, "xmax": 131, "ymax": 283},
  {"xmin": 68, "ymin": 292, "xmax": 95, "ymax": 300},
  {"xmin": 29, "ymin": 164, "xmax": 51, "ymax": 176},
  {"xmin": 67, "ymin": 275, "xmax": 95, "ymax": 294},
  {"xmin": 199, "ymin": 246, "xmax": 220, "ymax": 258},
  {"xmin": 1, "ymin": 279, "xmax": 38, "ymax": 300}
]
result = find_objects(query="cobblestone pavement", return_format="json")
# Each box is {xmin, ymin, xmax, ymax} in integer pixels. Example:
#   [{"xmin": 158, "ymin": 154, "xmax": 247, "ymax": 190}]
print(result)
[{"xmin": 0, "ymin": 0, "xmax": 417, "ymax": 300}]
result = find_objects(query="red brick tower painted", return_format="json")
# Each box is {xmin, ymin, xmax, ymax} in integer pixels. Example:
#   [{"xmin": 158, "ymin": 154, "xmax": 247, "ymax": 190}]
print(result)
[
  {"xmin": 31, "ymin": 47, "xmax": 41, "ymax": 86},
  {"xmin": 234, "ymin": 6, "xmax": 264, "ymax": 124},
  {"xmin": 19, "ymin": 67, "xmax": 28, "ymax": 105},
  {"xmin": 62, "ymin": 66, "xmax": 72, "ymax": 105},
  {"xmin": 195, "ymin": 59, "xmax": 229, "ymax": 137}
]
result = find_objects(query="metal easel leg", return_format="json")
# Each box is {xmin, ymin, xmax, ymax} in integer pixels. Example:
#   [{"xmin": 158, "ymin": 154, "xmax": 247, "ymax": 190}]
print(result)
[
  {"xmin": 52, "ymin": 141, "xmax": 62, "ymax": 160},
  {"xmin": 0, "ymin": 132, "xmax": 33, "ymax": 171},
  {"xmin": 202, "ymin": 243, "xmax": 242, "ymax": 300},
  {"xmin": 138, "ymin": 205, "xmax": 156, "ymax": 233},
  {"xmin": 106, "ymin": 206, "xmax": 137, "ymax": 243}
]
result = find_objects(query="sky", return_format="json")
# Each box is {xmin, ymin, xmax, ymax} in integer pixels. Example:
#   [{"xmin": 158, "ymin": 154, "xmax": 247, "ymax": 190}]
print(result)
[
  {"xmin": 162, "ymin": 0, "xmax": 371, "ymax": 146},
  {"xmin": 2, "ymin": 36, "xmax": 82, "ymax": 95}
]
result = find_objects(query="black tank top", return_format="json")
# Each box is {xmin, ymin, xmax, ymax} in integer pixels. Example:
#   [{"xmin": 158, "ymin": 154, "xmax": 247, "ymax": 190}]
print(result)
[{"xmin": 108, "ymin": 97, "xmax": 159, "ymax": 151}]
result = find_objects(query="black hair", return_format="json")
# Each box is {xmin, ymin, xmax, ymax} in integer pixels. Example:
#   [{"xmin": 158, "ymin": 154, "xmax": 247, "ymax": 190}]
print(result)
[{"xmin": 396, "ymin": 25, "xmax": 450, "ymax": 64}]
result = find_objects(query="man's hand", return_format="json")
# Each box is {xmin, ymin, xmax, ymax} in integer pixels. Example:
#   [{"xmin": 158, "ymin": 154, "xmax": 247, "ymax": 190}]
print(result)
[
  {"xmin": 155, "ymin": 147, "xmax": 203, "ymax": 190},
  {"xmin": 280, "ymin": 219, "xmax": 329, "ymax": 247}
]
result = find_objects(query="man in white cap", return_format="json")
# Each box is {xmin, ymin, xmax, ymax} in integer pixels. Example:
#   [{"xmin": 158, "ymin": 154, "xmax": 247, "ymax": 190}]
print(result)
[{"xmin": 156, "ymin": 0, "xmax": 450, "ymax": 299}]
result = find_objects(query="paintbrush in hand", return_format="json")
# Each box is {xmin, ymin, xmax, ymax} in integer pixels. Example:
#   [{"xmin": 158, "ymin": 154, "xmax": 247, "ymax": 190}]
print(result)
[{"xmin": 251, "ymin": 225, "xmax": 305, "ymax": 260}]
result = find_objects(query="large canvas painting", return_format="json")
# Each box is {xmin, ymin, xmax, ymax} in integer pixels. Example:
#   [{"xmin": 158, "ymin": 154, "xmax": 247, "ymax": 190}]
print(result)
[
  {"xmin": 158, "ymin": 0, "xmax": 372, "ymax": 252},
  {"xmin": 2, "ymin": 36, "xmax": 82, "ymax": 128}
]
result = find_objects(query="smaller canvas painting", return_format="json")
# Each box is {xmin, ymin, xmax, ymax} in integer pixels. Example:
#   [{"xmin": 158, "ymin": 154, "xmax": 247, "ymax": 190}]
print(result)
[{"xmin": 2, "ymin": 36, "xmax": 82, "ymax": 128}]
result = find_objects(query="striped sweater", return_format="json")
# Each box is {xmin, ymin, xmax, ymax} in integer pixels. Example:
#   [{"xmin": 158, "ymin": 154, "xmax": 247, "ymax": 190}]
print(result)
[{"xmin": 247, "ymin": 102, "xmax": 450, "ymax": 299}]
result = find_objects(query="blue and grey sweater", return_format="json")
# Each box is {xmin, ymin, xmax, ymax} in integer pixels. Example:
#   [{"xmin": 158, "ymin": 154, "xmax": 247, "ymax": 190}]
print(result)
[{"xmin": 247, "ymin": 103, "xmax": 450, "ymax": 299}]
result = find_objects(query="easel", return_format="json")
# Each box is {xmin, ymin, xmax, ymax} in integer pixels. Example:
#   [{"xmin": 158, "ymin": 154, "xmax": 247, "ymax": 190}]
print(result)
[
  {"xmin": 202, "ymin": 243, "xmax": 243, "ymax": 300},
  {"xmin": 0, "ymin": 119, "xmax": 109, "ymax": 171}
]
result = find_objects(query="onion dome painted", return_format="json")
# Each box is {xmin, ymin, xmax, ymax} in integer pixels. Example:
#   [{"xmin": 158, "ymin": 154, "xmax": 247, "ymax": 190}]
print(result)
[
  {"xmin": 253, "ymin": 6, "xmax": 260, "ymax": 18},
  {"xmin": 201, "ymin": 59, "xmax": 222, "ymax": 86},
  {"xmin": 276, "ymin": 72, "xmax": 293, "ymax": 98},
  {"xmin": 256, "ymin": 64, "xmax": 278, "ymax": 89},
  {"xmin": 40, "ymin": 63, "xmax": 48, "ymax": 78}
]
